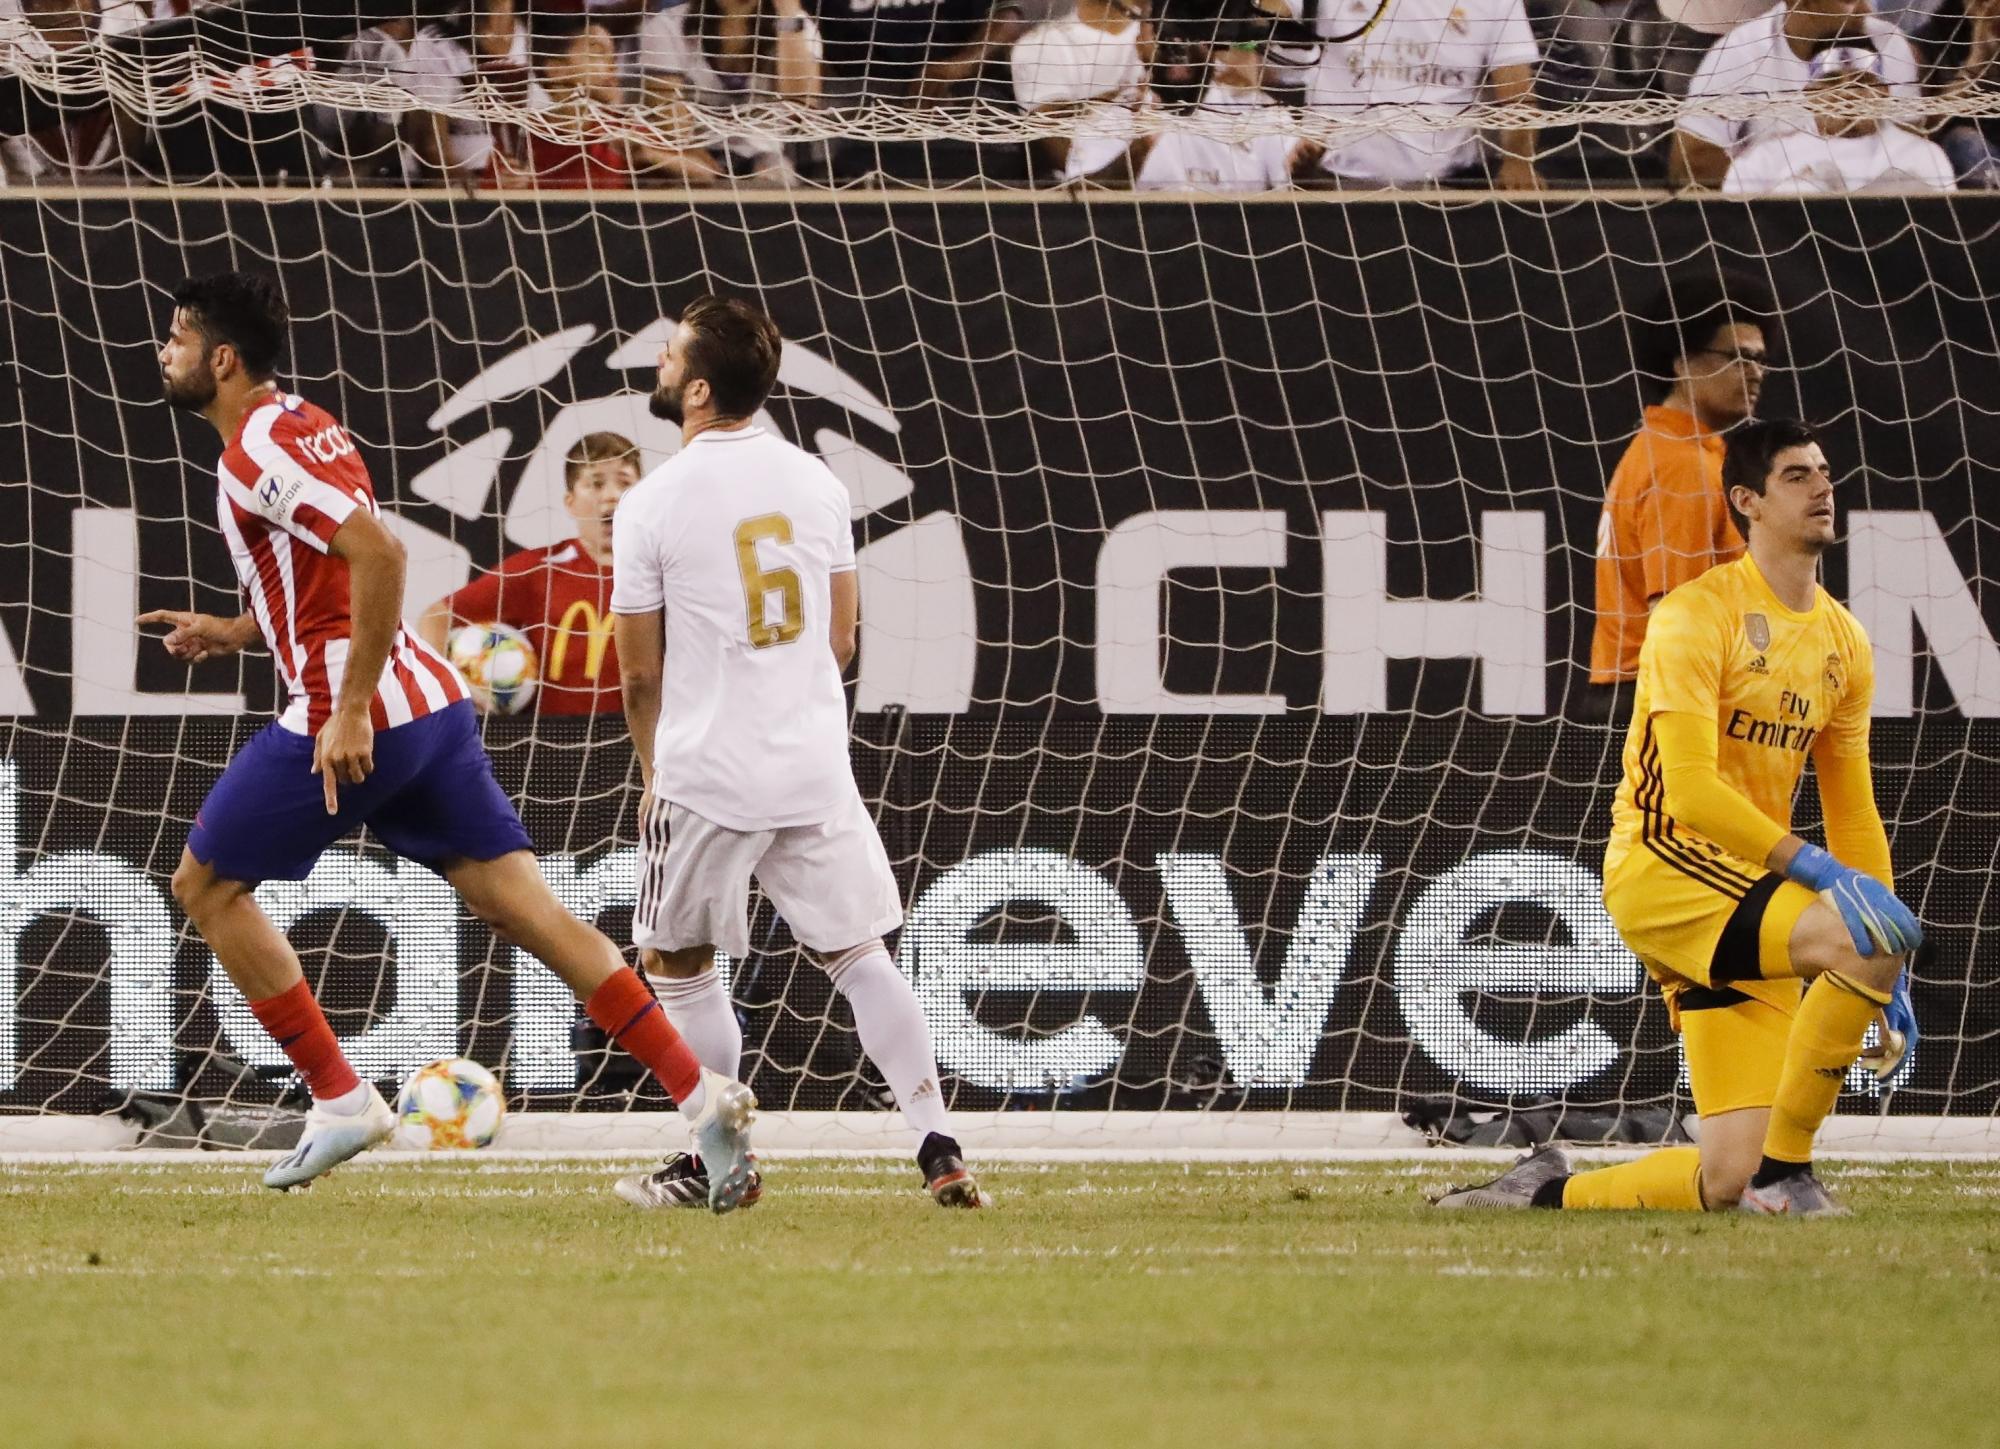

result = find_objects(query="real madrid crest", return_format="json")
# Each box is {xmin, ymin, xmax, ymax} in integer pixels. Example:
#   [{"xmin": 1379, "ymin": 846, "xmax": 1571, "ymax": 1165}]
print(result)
[
  {"xmin": 1744, "ymin": 613, "xmax": 1770, "ymax": 651},
  {"xmin": 1824, "ymin": 651, "xmax": 1844, "ymax": 695}
]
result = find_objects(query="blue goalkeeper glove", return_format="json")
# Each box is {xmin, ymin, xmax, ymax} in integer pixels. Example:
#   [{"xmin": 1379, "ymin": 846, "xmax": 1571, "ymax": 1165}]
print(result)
[
  {"xmin": 1783, "ymin": 843, "xmax": 1924, "ymax": 959},
  {"xmin": 1859, "ymin": 971, "xmax": 1919, "ymax": 1085},
  {"xmin": 1873, "ymin": 971, "xmax": 1920, "ymax": 1085}
]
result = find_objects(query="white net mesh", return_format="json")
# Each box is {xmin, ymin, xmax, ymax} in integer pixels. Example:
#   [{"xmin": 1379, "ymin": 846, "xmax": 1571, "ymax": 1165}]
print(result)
[{"xmin": 4, "ymin": 0, "xmax": 2000, "ymax": 1152}]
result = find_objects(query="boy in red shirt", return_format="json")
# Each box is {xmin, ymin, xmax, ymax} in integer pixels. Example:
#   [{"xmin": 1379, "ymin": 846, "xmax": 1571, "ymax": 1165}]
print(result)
[{"xmin": 419, "ymin": 432, "xmax": 640, "ymax": 714}]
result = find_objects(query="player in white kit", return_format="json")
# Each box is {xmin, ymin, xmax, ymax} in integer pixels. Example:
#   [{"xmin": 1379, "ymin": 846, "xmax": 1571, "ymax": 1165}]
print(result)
[{"xmin": 610, "ymin": 295, "xmax": 984, "ymax": 1210}]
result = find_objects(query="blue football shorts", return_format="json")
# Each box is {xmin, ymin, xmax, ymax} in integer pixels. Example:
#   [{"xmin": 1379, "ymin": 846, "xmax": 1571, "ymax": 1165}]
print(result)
[{"xmin": 188, "ymin": 699, "xmax": 534, "ymax": 884}]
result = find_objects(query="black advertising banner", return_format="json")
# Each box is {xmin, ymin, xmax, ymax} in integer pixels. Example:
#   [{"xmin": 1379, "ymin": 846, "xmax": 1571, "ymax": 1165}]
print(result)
[{"xmin": 2, "ymin": 194, "xmax": 1997, "ymax": 1116}]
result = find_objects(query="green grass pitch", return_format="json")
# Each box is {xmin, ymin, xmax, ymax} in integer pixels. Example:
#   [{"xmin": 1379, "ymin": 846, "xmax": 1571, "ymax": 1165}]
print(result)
[{"xmin": 2, "ymin": 1157, "xmax": 1996, "ymax": 1449}]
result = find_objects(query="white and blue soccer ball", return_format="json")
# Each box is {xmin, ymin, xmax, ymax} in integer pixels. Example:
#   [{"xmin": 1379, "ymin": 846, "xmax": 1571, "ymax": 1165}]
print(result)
[
  {"xmin": 393, "ymin": 1057, "xmax": 506, "ymax": 1151},
  {"xmin": 447, "ymin": 623, "xmax": 539, "ymax": 715}
]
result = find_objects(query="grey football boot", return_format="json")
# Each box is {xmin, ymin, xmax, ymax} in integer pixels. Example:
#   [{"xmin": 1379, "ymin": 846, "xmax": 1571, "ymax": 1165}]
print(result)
[
  {"xmin": 686, "ymin": 1068, "xmax": 759, "ymax": 1214},
  {"xmin": 1736, "ymin": 1169, "xmax": 1849, "ymax": 1217},
  {"xmin": 1432, "ymin": 1144, "xmax": 1572, "ymax": 1209}
]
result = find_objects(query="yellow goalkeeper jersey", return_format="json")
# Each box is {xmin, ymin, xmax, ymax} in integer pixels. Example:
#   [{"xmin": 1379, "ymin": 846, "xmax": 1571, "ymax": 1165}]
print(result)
[{"xmin": 1605, "ymin": 553, "xmax": 1876, "ymax": 886}]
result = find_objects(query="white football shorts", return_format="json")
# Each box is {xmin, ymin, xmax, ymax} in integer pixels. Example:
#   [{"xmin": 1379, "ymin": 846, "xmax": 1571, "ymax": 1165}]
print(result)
[{"xmin": 632, "ymin": 790, "xmax": 904, "ymax": 957}]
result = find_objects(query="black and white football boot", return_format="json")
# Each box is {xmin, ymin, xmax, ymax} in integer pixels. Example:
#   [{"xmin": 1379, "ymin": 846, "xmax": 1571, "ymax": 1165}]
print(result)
[{"xmin": 614, "ymin": 1151, "xmax": 764, "ymax": 1211}]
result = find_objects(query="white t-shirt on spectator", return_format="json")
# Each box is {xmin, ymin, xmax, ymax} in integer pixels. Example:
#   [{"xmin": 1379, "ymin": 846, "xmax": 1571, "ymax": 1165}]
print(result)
[
  {"xmin": 399, "ymin": 27, "xmax": 516, "ymax": 174},
  {"xmin": 1012, "ymin": 15, "xmax": 1143, "ymax": 106},
  {"xmin": 634, "ymin": 3, "xmax": 822, "ymax": 170},
  {"xmin": 1680, "ymin": 5, "xmax": 1919, "ymax": 155},
  {"xmin": 1011, "ymin": 16, "xmax": 1144, "ymax": 179},
  {"xmin": 1137, "ymin": 84, "xmax": 1295, "ymax": 191},
  {"xmin": 1722, "ymin": 123, "xmax": 1956, "ymax": 193},
  {"xmin": 635, "ymin": 3, "xmax": 822, "ymax": 107},
  {"xmin": 1296, "ymin": 0, "xmax": 1540, "ymax": 182}
]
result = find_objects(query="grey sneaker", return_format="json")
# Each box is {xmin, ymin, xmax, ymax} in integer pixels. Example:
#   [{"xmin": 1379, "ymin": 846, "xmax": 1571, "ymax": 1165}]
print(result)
[
  {"xmin": 687, "ymin": 1068, "xmax": 758, "ymax": 1215},
  {"xmin": 1432, "ymin": 1144, "xmax": 1572, "ymax": 1209},
  {"xmin": 1737, "ymin": 1169, "xmax": 1848, "ymax": 1217},
  {"xmin": 615, "ymin": 1151, "xmax": 762, "ymax": 1210}
]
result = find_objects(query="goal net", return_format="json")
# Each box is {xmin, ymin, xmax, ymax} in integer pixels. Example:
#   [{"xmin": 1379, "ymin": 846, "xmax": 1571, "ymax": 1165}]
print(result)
[{"xmin": 4, "ymin": 0, "xmax": 1999, "ymax": 1155}]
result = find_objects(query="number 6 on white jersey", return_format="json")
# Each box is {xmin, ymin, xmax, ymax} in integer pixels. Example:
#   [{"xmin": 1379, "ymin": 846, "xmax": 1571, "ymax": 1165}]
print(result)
[{"xmin": 734, "ymin": 512, "xmax": 804, "ymax": 649}]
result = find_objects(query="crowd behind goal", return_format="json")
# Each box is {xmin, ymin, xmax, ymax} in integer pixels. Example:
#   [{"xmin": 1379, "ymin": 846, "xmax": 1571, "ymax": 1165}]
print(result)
[{"xmin": 3, "ymin": 0, "xmax": 1999, "ymax": 191}]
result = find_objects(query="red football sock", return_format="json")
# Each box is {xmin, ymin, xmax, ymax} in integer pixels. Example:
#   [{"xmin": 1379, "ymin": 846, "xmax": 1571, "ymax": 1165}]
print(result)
[
  {"xmin": 248, "ymin": 979, "xmax": 361, "ymax": 1102},
  {"xmin": 586, "ymin": 968, "xmax": 703, "ymax": 1105}
]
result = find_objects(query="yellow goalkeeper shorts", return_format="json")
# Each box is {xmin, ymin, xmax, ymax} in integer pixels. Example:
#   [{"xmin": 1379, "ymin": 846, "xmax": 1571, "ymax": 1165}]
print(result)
[
  {"xmin": 1605, "ymin": 853, "xmax": 1816, "ymax": 1116},
  {"xmin": 1678, "ymin": 983, "xmax": 1799, "ymax": 1116},
  {"xmin": 1604, "ymin": 852, "xmax": 1817, "ymax": 997}
]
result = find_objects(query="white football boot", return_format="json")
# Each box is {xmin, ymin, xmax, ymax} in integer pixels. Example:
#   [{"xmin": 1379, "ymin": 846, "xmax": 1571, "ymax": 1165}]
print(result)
[
  {"xmin": 263, "ymin": 1084, "xmax": 396, "ymax": 1191},
  {"xmin": 686, "ymin": 1068, "xmax": 759, "ymax": 1214}
]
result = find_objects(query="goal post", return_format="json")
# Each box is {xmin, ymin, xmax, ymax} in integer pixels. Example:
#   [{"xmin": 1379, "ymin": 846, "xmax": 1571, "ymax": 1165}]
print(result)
[{"xmin": 3, "ymin": 34, "xmax": 1999, "ymax": 1157}]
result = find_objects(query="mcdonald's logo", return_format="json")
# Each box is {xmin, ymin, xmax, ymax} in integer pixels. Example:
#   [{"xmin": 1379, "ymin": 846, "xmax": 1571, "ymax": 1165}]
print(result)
[{"xmin": 548, "ymin": 599, "xmax": 616, "ymax": 682}]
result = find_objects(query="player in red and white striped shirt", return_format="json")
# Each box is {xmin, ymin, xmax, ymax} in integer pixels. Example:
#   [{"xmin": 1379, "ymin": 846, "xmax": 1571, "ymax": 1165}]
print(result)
[
  {"xmin": 144, "ymin": 272, "xmax": 756, "ymax": 1201},
  {"xmin": 212, "ymin": 386, "xmax": 467, "ymax": 734}
]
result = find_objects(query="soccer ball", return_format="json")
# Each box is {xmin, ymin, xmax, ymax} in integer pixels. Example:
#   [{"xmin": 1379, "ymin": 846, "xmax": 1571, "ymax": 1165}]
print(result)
[
  {"xmin": 393, "ymin": 1057, "xmax": 506, "ymax": 1151},
  {"xmin": 447, "ymin": 623, "xmax": 539, "ymax": 715}
]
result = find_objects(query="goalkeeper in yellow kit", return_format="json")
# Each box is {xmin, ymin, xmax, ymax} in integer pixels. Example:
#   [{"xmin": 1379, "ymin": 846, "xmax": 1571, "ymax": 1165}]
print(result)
[{"xmin": 1440, "ymin": 418, "xmax": 1921, "ymax": 1216}]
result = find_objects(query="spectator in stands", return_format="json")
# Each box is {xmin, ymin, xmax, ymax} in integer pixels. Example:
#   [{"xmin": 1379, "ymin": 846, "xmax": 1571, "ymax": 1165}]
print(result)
[
  {"xmin": 1723, "ymin": 41, "xmax": 1956, "ymax": 188},
  {"xmin": 381, "ymin": 0, "xmax": 533, "ymax": 183},
  {"xmin": 1011, "ymin": 0, "xmax": 1148, "ymax": 181},
  {"xmin": 633, "ymin": 0, "xmax": 824, "ymax": 180},
  {"xmin": 1078, "ymin": 18, "xmax": 1319, "ymax": 188},
  {"xmin": 417, "ymin": 433, "xmax": 642, "ymax": 715},
  {"xmin": 1671, "ymin": 0, "xmax": 1921, "ymax": 188},
  {"xmin": 802, "ymin": 0, "xmax": 1018, "ymax": 101},
  {"xmin": 1, "ymin": 0, "xmax": 131, "ymax": 180},
  {"xmin": 1924, "ymin": 0, "xmax": 2000, "ymax": 184},
  {"xmin": 1526, "ymin": 0, "xmax": 1617, "ymax": 109},
  {"xmin": 316, "ymin": 17, "xmax": 427, "ymax": 182},
  {"xmin": 490, "ymin": 16, "xmax": 722, "ymax": 187},
  {"xmin": 1287, "ymin": 0, "xmax": 1545, "ymax": 189},
  {"xmin": 1586, "ymin": 268, "xmax": 1775, "ymax": 709}
]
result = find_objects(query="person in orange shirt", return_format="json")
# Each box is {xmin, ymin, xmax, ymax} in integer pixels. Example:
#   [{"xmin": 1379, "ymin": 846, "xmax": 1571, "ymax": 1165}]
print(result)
[{"xmin": 1587, "ymin": 270, "xmax": 1777, "ymax": 709}]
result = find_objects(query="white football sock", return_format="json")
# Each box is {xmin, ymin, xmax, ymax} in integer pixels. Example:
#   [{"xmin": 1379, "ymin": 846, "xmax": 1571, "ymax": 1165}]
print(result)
[
  {"xmin": 675, "ymin": 1074, "xmax": 708, "ymax": 1123},
  {"xmin": 317, "ymin": 1080, "xmax": 373, "ymax": 1117},
  {"xmin": 647, "ymin": 968, "xmax": 742, "ymax": 1079},
  {"xmin": 824, "ymin": 942, "xmax": 950, "ymax": 1141}
]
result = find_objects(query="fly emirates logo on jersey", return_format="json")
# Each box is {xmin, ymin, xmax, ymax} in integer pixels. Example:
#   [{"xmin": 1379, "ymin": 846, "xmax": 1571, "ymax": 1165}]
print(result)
[
  {"xmin": 1723, "ymin": 639, "xmax": 1845, "ymax": 752},
  {"xmin": 391, "ymin": 315, "xmax": 977, "ymax": 713},
  {"xmin": 1724, "ymin": 687, "xmax": 1821, "ymax": 753}
]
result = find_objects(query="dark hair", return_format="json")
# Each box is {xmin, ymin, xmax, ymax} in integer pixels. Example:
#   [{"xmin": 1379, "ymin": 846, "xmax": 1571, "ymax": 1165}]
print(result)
[
  {"xmin": 172, "ymin": 272, "xmax": 289, "ymax": 379},
  {"xmin": 528, "ymin": 15, "xmax": 603, "ymax": 76},
  {"xmin": 564, "ymin": 431, "xmax": 640, "ymax": 486},
  {"xmin": 679, "ymin": 294, "xmax": 782, "ymax": 418},
  {"xmin": 1636, "ymin": 266, "xmax": 1777, "ymax": 402},
  {"xmin": 1722, "ymin": 417, "xmax": 1819, "ymax": 536}
]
